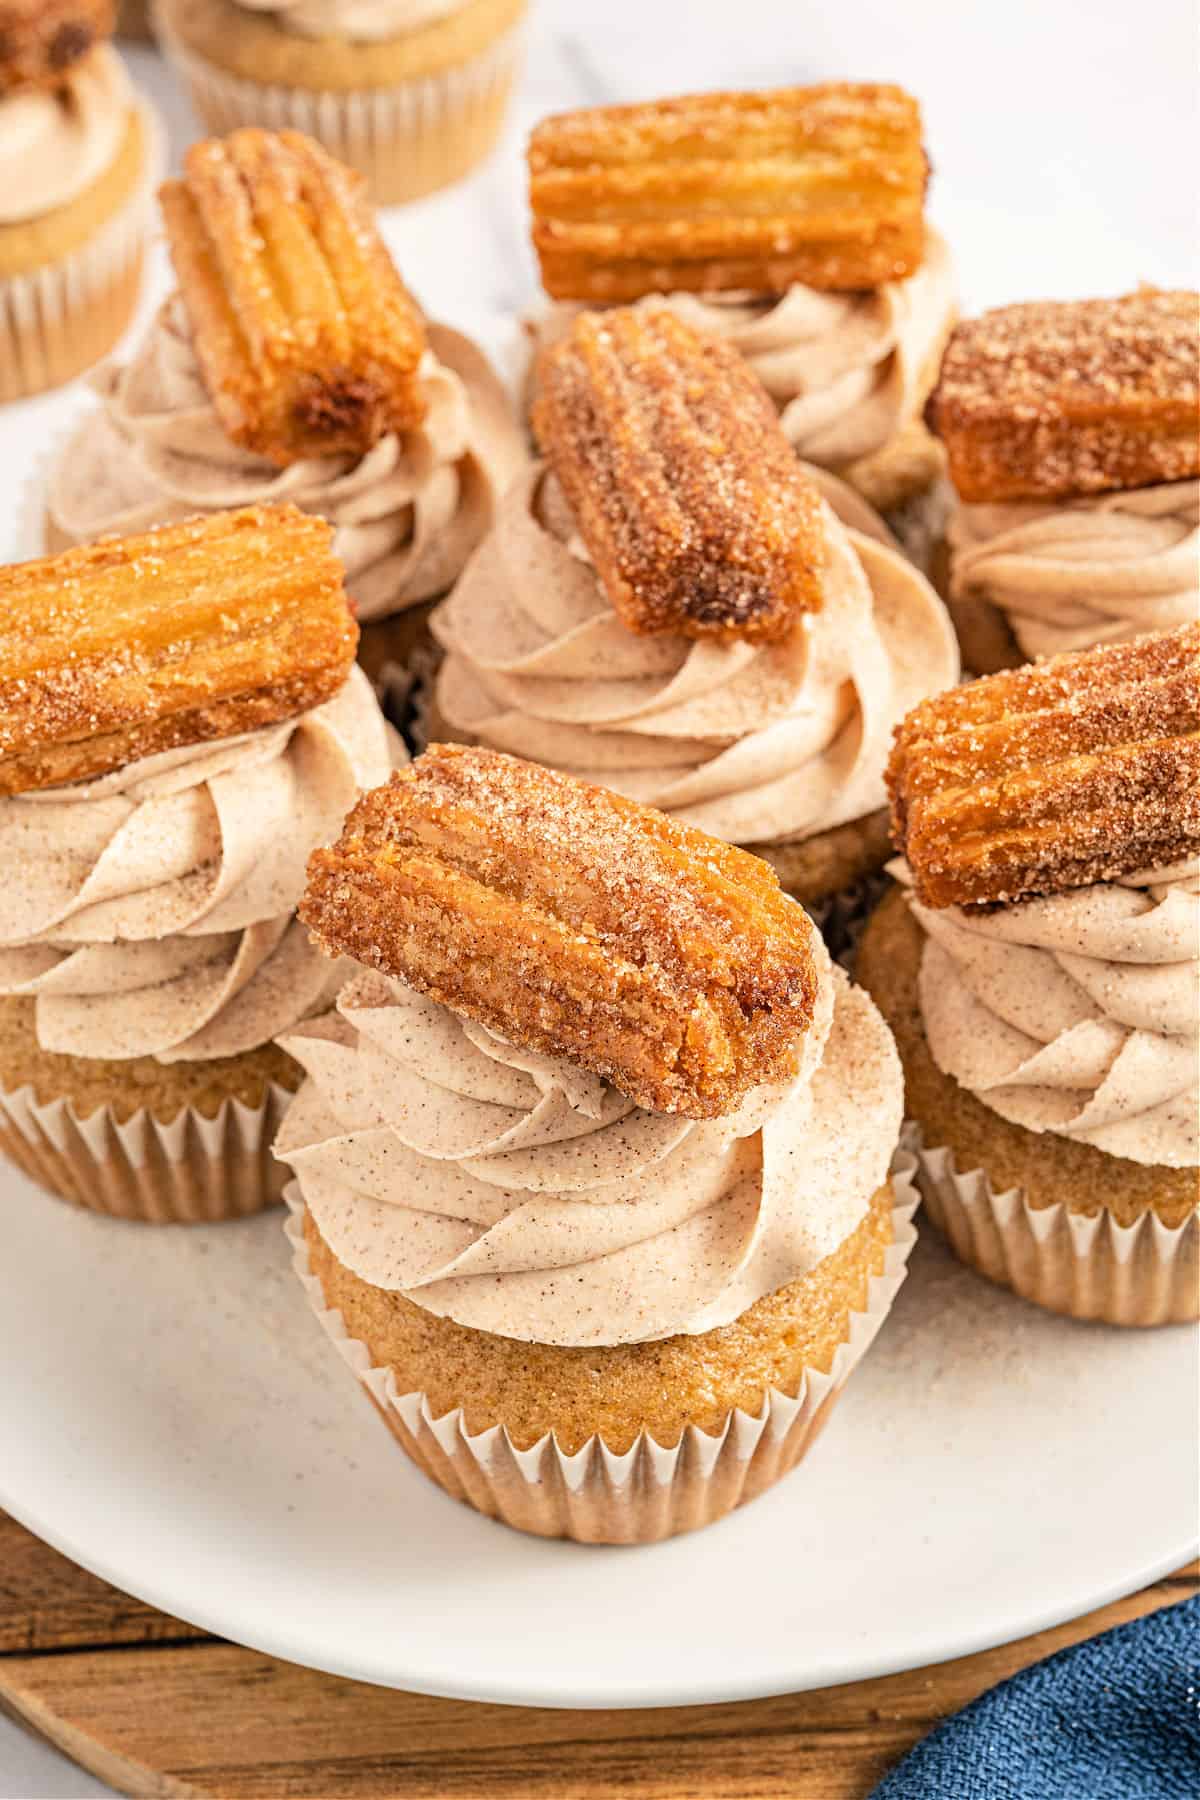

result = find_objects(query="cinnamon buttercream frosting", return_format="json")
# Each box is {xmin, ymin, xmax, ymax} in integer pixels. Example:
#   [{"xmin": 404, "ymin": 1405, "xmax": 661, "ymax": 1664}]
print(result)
[
  {"xmin": 433, "ymin": 464, "xmax": 959, "ymax": 847},
  {"xmin": 0, "ymin": 668, "xmax": 393, "ymax": 1063},
  {"xmin": 47, "ymin": 304, "xmax": 527, "ymax": 622},
  {"xmin": 276, "ymin": 933, "xmax": 903, "ymax": 1346},
  {"xmin": 949, "ymin": 481, "xmax": 1200, "ymax": 660},
  {"xmin": 526, "ymin": 229, "xmax": 956, "ymax": 471},
  {"xmin": 895, "ymin": 859, "xmax": 1200, "ymax": 1168},
  {"xmin": 0, "ymin": 47, "xmax": 133, "ymax": 224},
  {"xmin": 234, "ymin": 0, "xmax": 465, "ymax": 33}
]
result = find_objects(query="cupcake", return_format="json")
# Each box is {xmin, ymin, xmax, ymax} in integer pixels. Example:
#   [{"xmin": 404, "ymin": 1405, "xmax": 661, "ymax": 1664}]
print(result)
[
  {"xmin": 524, "ymin": 83, "xmax": 957, "ymax": 558},
  {"xmin": 0, "ymin": 6, "xmax": 162, "ymax": 402},
  {"xmin": 856, "ymin": 626, "xmax": 1199, "ymax": 1326},
  {"xmin": 45, "ymin": 128, "xmax": 526, "ymax": 688},
  {"xmin": 433, "ymin": 303, "xmax": 959, "ymax": 907},
  {"xmin": 0, "ymin": 504, "xmax": 394, "ymax": 1224},
  {"xmin": 153, "ymin": 0, "xmax": 527, "ymax": 204},
  {"xmin": 927, "ymin": 290, "xmax": 1199, "ymax": 674},
  {"xmin": 277, "ymin": 744, "xmax": 917, "ymax": 1543}
]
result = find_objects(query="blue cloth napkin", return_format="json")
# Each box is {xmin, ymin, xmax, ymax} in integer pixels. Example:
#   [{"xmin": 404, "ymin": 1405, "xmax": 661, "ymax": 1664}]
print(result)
[{"xmin": 872, "ymin": 1597, "xmax": 1200, "ymax": 1800}]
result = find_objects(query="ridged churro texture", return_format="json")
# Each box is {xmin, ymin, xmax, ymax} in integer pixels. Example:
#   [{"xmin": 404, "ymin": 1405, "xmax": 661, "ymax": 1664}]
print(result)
[
  {"xmin": 300, "ymin": 745, "xmax": 821, "ymax": 1119},
  {"xmin": 0, "ymin": 0, "xmax": 114, "ymax": 93},
  {"xmin": 0, "ymin": 503, "xmax": 358, "ymax": 795},
  {"xmin": 888, "ymin": 625, "xmax": 1200, "ymax": 909},
  {"xmin": 927, "ymin": 290, "xmax": 1200, "ymax": 503},
  {"xmin": 532, "ymin": 303, "xmax": 827, "ymax": 641},
  {"xmin": 161, "ymin": 128, "xmax": 429, "ymax": 468},
  {"xmin": 528, "ymin": 83, "xmax": 928, "ymax": 303}
]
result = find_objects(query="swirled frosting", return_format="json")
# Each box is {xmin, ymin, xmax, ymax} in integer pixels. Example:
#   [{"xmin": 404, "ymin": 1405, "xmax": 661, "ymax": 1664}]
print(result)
[
  {"xmin": 234, "ymin": 0, "xmax": 464, "ymax": 36},
  {"xmin": 897, "ymin": 859, "xmax": 1200, "ymax": 1168},
  {"xmin": 527, "ymin": 230, "xmax": 955, "ymax": 469},
  {"xmin": 0, "ymin": 668, "xmax": 393, "ymax": 1063},
  {"xmin": 47, "ymin": 303, "xmax": 527, "ymax": 623},
  {"xmin": 276, "ymin": 933, "xmax": 903, "ymax": 1346},
  {"xmin": 949, "ymin": 481, "xmax": 1200, "ymax": 659},
  {"xmin": 433, "ymin": 464, "xmax": 959, "ymax": 847},
  {"xmin": 0, "ymin": 46, "xmax": 132, "ymax": 224}
]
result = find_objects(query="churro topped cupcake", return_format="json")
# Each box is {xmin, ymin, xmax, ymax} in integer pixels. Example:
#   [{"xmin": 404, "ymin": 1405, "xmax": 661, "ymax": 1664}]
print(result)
[
  {"xmin": 47, "ymin": 129, "xmax": 525, "ymax": 670},
  {"xmin": 154, "ymin": 0, "xmax": 528, "ymax": 204},
  {"xmin": 434, "ymin": 303, "xmax": 959, "ymax": 904},
  {"xmin": 0, "ymin": 3, "xmax": 161, "ymax": 401},
  {"xmin": 0, "ymin": 504, "xmax": 394, "ymax": 1223},
  {"xmin": 278, "ymin": 745, "xmax": 915, "ymax": 1541},
  {"xmin": 524, "ymin": 83, "xmax": 957, "ymax": 531},
  {"xmin": 857, "ymin": 624, "xmax": 1200, "ymax": 1325},
  {"xmin": 928, "ymin": 290, "xmax": 1200, "ymax": 672}
]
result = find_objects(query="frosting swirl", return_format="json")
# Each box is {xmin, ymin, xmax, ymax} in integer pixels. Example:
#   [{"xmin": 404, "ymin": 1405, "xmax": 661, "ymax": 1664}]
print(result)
[
  {"xmin": 949, "ymin": 482, "xmax": 1200, "ymax": 660},
  {"xmin": 0, "ymin": 668, "xmax": 393, "ymax": 1062},
  {"xmin": 527, "ymin": 230, "xmax": 955, "ymax": 470},
  {"xmin": 277, "ymin": 937, "xmax": 903, "ymax": 1346},
  {"xmin": 433, "ymin": 465, "xmax": 959, "ymax": 847},
  {"xmin": 898, "ymin": 859, "xmax": 1199, "ymax": 1168},
  {"xmin": 48, "ymin": 303, "xmax": 527, "ymax": 623},
  {"xmin": 0, "ymin": 46, "xmax": 132, "ymax": 224},
  {"xmin": 234, "ymin": 0, "xmax": 464, "ymax": 36}
]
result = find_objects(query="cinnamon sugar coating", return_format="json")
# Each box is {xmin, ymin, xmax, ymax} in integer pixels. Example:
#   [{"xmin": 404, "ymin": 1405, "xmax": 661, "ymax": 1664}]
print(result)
[
  {"xmin": 161, "ymin": 129, "xmax": 429, "ymax": 468},
  {"xmin": 532, "ymin": 303, "xmax": 827, "ymax": 642},
  {"xmin": 0, "ymin": 503, "xmax": 358, "ymax": 795},
  {"xmin": 300, "ymin": 745, "xmax": 820, "ymax": 1119},
  {"xmin": 888, "ymin": 625, "xmax": 1200, "ymax": 908},
  {"xmin": 927, "ymin": 290, "xmax": 1200, "ymax": 502},
  {"xmin": 528, "ymin": 83, "xmax": 928, "ymax": 302},
  {"xmin": 0, "ymin": 1, "xmax": 113, "ymax": 93}
]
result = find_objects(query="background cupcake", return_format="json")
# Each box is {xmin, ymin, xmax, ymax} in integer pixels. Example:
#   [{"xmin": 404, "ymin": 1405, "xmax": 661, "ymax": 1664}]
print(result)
[
  {"xmin": 279, "ymin": 746, "xmax": 917, "ymax": 1542},
  {"xmin": 857, "ymin": 627, "xmax": 1199, "ymax": 1326},
  {"xmin": 434, "ymin": 305, "xmax": 959, "ymax": 907},
  {"xmin": 154, "ymin": 0, "xmax": 528, "ymax": 203},
  {"xmin": 0, "ymin": 505, "xmax": 394, "ymax": 1224},
  {"xmin": 524, "ymin": 83, "xmax": 957, "ymax": 561},
  {"xmin": 0, "ymin": 9, "xmax": 162, "ymax": 401},
  {"xmin": 926, "ymin": 290, "xmax": 1200, "ymax": 673},
  {"xmin": 44, "ymin": 127, "xmax": 527, "ymax": 688}
]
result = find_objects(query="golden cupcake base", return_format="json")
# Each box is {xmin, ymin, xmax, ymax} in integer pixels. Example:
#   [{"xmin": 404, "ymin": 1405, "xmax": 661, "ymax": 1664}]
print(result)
[
  {"xmin": 287, "ymin": 1170, "xmax": 919, "ymax": 1544},
  {"xmin": 0, "ymin": 997, "xmax": 300, "ymax": 1224}
]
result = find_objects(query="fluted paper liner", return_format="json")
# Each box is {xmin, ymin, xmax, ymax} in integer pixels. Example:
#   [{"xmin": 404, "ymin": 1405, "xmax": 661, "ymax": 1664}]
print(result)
[
  {"xmin": 283, "ymin": 1155, "xmax": 919, "ymax": 1544},
  {"xmin": 0, "ymin": 1079, "xmax": 295, "ymax": 1223},
  {"xmin": 154, "ymin": 7, "xmax": 525, "ymax": 205},
  {"xmin": 908, "ymin": 1126, "xmax": 1199, "ymax": 1327},
  {"xmin": 0, "ymin": 102, "xmax": 161, "ymax": 404}
]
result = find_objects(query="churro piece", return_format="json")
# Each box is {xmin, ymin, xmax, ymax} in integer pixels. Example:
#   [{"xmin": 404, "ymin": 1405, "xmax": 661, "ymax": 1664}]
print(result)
[
  {"xmin": 888, "ymin": 625, "xmax": 1200, "ymax": 909},
  {"xmin": 529, "ymin": 83, "xmax": 928, "ymax": 303},
  {"xmin": 0, "ymin": 504, "xmax": 357, "ymax": 796},
  {"xmin": 161, "ymin": 129, "xmax": 429, "ymax": 468},
  {"xmin": 0, "ymin": 1, "xmax": 113, "ymax": 93},
  {"xmin": 301, "ymin": 745, "xmax": 820, "ymax": 1119},
  {"xmin": 927, "ymin": 290, "xmax": 1200, "ymax": 503},
  {"xmin": 532, "ymin": 303, "xmax": 826, "ymax": 642}
]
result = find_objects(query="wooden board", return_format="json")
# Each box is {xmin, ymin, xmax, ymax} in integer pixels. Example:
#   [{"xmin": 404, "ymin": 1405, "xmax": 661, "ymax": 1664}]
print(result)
[{"xmin": 0, "ymin": 1513, "xmax": 1195, "ymax": 1799}]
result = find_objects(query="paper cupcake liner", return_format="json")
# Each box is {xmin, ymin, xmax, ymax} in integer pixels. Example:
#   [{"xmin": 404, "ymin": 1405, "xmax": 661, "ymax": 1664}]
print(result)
[
  {"xmin": 908, "ymin": 1126, "xmax": 1199, "ymax": 1327},
  {"xmin": 155, "ymin": 9, "xmax": 525, "ymax": 205},
  {"xmin": 0, "ymin": 102, "xmax": 161, "ymax": 404},
  {"xmin": 0, "ymin": 1078, "xmax": 295, "ymax": 1224},
  {"xmin": 284, "ymin": 1154, "xmax": 919, "ymax": 1544}
]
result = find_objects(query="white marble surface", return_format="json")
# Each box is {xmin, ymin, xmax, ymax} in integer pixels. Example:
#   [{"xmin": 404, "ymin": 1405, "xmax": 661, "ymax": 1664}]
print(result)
[{"xmin": 2, "ymin": 0, "xmax": 1197, "ymax": 1792}]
